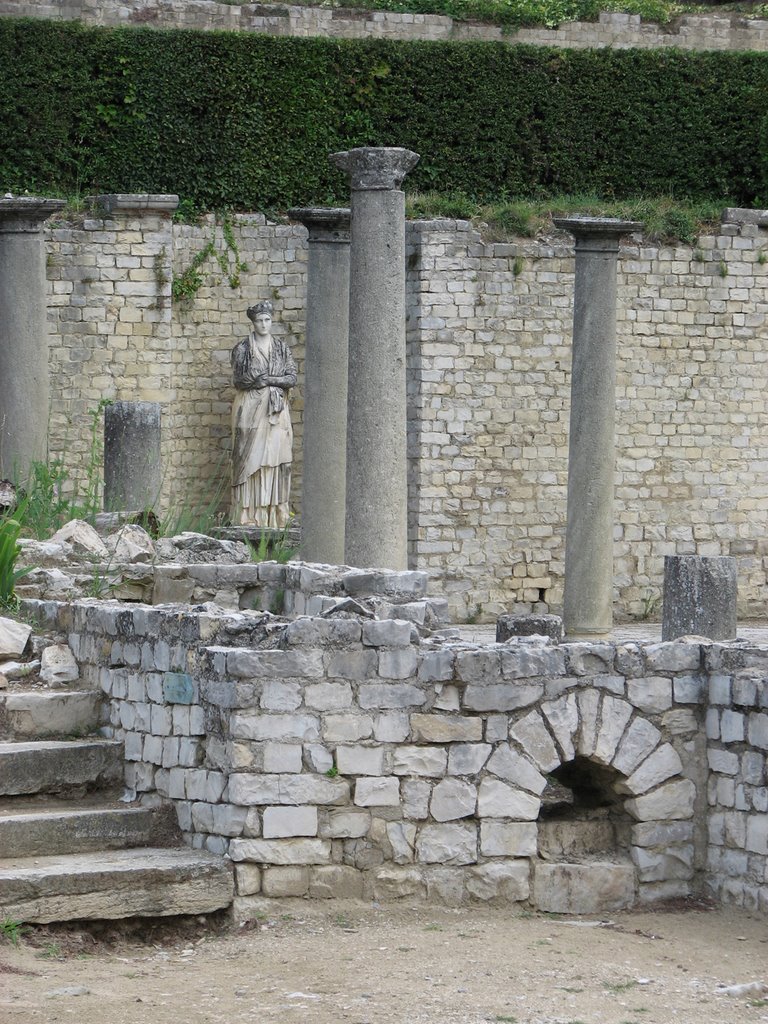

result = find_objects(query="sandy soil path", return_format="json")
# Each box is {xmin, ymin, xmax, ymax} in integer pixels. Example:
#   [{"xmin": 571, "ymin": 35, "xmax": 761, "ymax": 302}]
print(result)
[{"xmin": 1, "ymin": 900, "xmax": 767, "ymax": 1024}]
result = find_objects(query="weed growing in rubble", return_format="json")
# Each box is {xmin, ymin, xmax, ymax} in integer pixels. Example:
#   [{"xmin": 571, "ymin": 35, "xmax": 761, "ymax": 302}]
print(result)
[
  {"xmin": 0, "ymin": 917, "xmax": 27, "ymax": 947},
  {"xmin": 0, "ymin": 509, "xmax": 33, "ymax": 607}
]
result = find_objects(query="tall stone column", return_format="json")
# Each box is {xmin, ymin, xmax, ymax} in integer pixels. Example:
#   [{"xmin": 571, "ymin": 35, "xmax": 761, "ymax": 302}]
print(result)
[
  {"xmin": 329, "ymin": 146, "xmax": 419, "ymax": 570},
  {"xmin": 289, "ymin": 207, "xmax": 351, "ymax": 566},
  {"xmin": 0, "ymin": 197, "xmax": 65, "ymax": 480},
  {"xmin": 553, "ymin": 217, "xmax": 642, "ymax": 637}
]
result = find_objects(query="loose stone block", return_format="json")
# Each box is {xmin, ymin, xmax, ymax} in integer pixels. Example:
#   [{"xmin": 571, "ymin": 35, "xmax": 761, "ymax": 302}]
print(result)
[
  {"xmin": 496, "ymin": 615, "xmax": 564, "ymax": 642},
  {"xmin": 477, "ymin": 779, "xmax": 540, "ymax": 820},
  {"xmin": 625, "ymin": 779, "xmax": 696, "ymax": 821},
  {"xmin": 533, "ymin": 861, "xmax": 635, "ymax": 914},
  {"xmin": 430, "ymin": 779, "xmax": 477, "ymax": 821},
  {"xmin": 644, "ymin": 642, "xmax": 702, "ymax": 674},
  {"xmin": 335, "ymin": 745, "xmax": 385, "ymax": 776},
  {"xmin": 261, "ymin": 866, "xmax": 310, "ymax": 897},
  {"xmin": 480, "ymin": 821, "xmax": 537, "ymax": 857},
  {"xmin": 623, "ymin": 743, "xmax": 683, "ymax": 795},
  {"xmin": 392, "ymin": 746, "xmax": 447, "ymax": 777},
  {"xmin": 229, "ymin": 838, "xmax": 331, "ymax": 865},
  {"xmin": 466, "ymin": 861, "xmax": 530, "ymax": 903},
  {"xmin": 446, "ymin": 743, "xmax": 492, "ymax": 776},
  {"xmin": 362, "ymin": 619, "xmax": 412, "ymax": 648},
  {"xmin": 486, "ymin": 745, "xmax": 547, "ymax": 794},
  {"xmin": 410, "ymin": 714, "xmax": 483, "ymax": 743},
  {"xmin": 262, "ymin": 806, "xmax": 319, "ymax": 838},
  {"xmin": 415, "ymin": 823, "xmax": 477, "ymax": 865},
  {"xmin": 509, "ymin": 709, "xmax": 559, "ymax": 772},
  {"xmin": 354, "ymin": 777, "xmax": 400, "ymax": 806},
  {"xmin": 662, "ymin": 555, "xmax": 737, "ymax": 641}
]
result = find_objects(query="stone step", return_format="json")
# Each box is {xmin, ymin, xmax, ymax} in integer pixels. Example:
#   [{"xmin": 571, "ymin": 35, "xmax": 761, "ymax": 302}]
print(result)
[
  {"xmin": 0, "ymin": 690, "xmax": 102, "ymax": 740},
  {"xmin": 0, "ymin": 847, "xmax": 234, "ymax": 923},
  {"xmin": 0, "ymin": 798, "xmax": 178, "ymax": 858},
  {"xmin": 0, "ymin": 739, "xmax": 123, "ymax": 796}
]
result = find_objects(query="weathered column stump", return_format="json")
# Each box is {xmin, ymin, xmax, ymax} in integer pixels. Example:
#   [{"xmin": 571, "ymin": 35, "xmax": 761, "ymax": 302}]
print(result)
[
  {"xmin": 104, "ymin": 401, "xmax": 162, "ymax": 512},
  {"xmin": 661, "ymin": 554, "xmax": 737, "ymax": 641},
  {"xmin": 496, "ymin": 614, "xmax": 564, "ymax": 643}
]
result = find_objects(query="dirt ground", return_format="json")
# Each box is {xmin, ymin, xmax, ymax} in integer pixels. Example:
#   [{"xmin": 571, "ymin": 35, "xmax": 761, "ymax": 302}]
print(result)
[{"xmin": 1, "ymin": 899, "xmax": 767, "ymax": 1024}]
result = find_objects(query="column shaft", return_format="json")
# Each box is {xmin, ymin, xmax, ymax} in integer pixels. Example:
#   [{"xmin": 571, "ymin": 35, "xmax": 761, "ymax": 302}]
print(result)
[
  {"xmin": 554, "ymin": 217, "xmax": 642, "ymax": 637},
  {"xmin": 0, "ymin": 198, "xmax": 65, "ymax": 481},
  {"xmin": 289, "ymin": 207, "xmax": 351, "ymax": 565},
  {"xmin": 330, "ymin": 147, "xmax": 419, "ymax": 571}
]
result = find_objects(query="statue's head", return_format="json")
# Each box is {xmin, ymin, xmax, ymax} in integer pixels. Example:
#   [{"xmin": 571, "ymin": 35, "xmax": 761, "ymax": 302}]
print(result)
[{"xmin": 247, "ymin": 300, "xmax": 273, "ymax": 336}]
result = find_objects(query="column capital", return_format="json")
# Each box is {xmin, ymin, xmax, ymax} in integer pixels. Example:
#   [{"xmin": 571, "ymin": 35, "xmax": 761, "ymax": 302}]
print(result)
[
  {"xmin": 0, "ymin": 197, "xmax": 66, "ymax": 233},
  {"xmin": 329, "ymin": 147, "xmax": 419, "ymax": 191},
  {"xmin": 288, "ymin": 207, "xmax": 351, "ymax": 244},
  {"xmin": 554, "ymin": 216, "xmax": 643, "ymax": 253}
]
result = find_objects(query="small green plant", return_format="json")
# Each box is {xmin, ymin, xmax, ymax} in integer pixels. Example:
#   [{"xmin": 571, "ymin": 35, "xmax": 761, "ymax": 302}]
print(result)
[
  {"xmin": 718, "ymin": 260, "xmax": 729, "ymax": 277},
  {"xmin": 758, "ymin": 250, "xmax": 767, "ymax": 265},
  {"xmin": 172, "ymin": 212, "xmax": 248, "ymax": 302},
  {"xmin": 249, "ymin": 524, "xmax": 296, "ymax": 565},
  {"xmin": 325, "ymin": 764, "xmax": 339, "ymax": 778},
  {"xmin": 465, "ymin": 602, "xmax": 483, "ymax": 624},
  {"xmin": 512, "ymin": 255, "xmax": 525, "ymax": 277},
  {"xmin": 0, "ymin": 917, "xmax": 27, "ymax": 947},
  {"xmin": 36, "ymin": 941, "xmax": 63, "ymax": 959},
  {"xmin": 269, "ymin": 588, "xmax": 286, "ymax": 616},
  {"xmin": 692, "ymin": 247, "xmax": 704, "ymax": 262},
  {"xmin": 0, "ymin": 511, "xmax": 33, "ymax": 607},
  {"xmin": 604, "ymin": 979, "xmax": 639, "ymax": 994}
]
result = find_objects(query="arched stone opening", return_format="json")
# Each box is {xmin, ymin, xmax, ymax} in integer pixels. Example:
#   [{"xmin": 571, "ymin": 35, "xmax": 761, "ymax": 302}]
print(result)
[{"xmin": 538, "ymin": 756, "xmax": 633, "ymax": 864}]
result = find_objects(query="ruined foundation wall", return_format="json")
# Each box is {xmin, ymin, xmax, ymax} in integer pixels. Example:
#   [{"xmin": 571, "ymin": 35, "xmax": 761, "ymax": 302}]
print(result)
[
  {"xmin": 2, "ymin": 2, "xmax": 768, "ymax": 53},
  {"xmin": 33, "ymin": 597, "xmax": 767, "ymax": 914}
]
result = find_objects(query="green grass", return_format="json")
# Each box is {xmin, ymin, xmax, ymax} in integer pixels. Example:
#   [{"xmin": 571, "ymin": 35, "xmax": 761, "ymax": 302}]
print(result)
[
  {"xmin": 0, "ymin": 917, "xmax": 27, "ymax": 947},
  {"xmin": 406, "ymin": 191, "xmax": 723, "ymax": 245}
]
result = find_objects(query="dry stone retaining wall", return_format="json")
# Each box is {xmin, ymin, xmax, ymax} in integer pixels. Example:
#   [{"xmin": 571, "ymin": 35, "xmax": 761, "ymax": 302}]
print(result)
[
  {"xmin": 29, "ymin": 594, "xmax": 768, "ymax": 913},
  {"xmin": 2, "ymin": 2, "xmax": 768, "ymax": 52},
  {"xmin": 44, "ymin": 207, "xmax": 768, "ymax": 621}
]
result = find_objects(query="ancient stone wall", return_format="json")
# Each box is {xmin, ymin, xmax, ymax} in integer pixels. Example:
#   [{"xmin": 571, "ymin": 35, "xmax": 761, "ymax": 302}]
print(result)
[
  {"xmin": 2, "ymin": 2, "xmax": 768, "ymax": 53},
  {"xmin": 28, "ymin": 593, "xmax": 768, "ymax": 914},
  {"xmin": 44, "ymin": 207, "xmax": 768, "ymax": 621},
  {"xmin": 705, "ymin": 644, "xmax": 768, "ymax": 911}
]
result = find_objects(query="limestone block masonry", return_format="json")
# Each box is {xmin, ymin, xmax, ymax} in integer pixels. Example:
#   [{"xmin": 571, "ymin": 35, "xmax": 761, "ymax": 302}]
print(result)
[
  {"xmin": 43, "ymin": 207, "xmax": 768, "ymax": 622},
  {"xmin": 24, "ymin": 594, "xmax": 767, "ymax": 915},
  {"xmin": 2, "ymin": 3, "xmax": 768, "ymax": 54}
]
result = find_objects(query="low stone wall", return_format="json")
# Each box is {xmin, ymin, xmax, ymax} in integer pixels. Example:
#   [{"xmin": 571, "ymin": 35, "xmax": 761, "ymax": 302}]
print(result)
[
  {"xmin": 2, "ymin": 2, "xmax": 768, "ymax": 53},
  {"xmin": 705, "ymin": 643, "xmax": 768, "ymax": 911},
  {"xmin": 29, "ymin": 596, "xmax": 768, "ymax": 915}
]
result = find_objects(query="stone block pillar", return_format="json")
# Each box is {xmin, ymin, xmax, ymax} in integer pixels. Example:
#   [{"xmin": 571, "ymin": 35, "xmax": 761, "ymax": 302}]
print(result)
[
  {"xmin": 662, "ymin": 555, "xmax": 737, "ymax": 641},
  {"xmin": 104, "ymin": 401, "xmax": 162, "ymax": 511},
  {"xmin": 288, "ymin": 207, "xmax": 351, "ymax": 565},
  {"xmin": 553, "ymin": 217, "xmax": 642, "ymax": 637},
  {"xmin": 0, "ymin": 197, "xmax": 65, "ymax": 480},
  {"xmin": 329, "ymin": 146, "xmax": 419, "ymax": 570}
]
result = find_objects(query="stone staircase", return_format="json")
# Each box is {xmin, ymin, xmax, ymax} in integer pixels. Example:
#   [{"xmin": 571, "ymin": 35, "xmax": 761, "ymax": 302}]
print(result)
[{"xmin": 0, "ymin": 688, "xmax": 234, "ymax": 924}]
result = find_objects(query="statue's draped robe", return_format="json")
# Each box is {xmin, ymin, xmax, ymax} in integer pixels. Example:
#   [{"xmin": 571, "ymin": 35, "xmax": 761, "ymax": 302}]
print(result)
[{"xmin": 231, "ymin": 333, "xmax": 297, "ymax": 528}]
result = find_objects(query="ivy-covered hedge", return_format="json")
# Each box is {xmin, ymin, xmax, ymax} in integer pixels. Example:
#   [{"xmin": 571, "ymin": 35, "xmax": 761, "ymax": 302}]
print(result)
[{"xmin": 1, "ymin": 18, "xmax": 767, "ymax": 208}]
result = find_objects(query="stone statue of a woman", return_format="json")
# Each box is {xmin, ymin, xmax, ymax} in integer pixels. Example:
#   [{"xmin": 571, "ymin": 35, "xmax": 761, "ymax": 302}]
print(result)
[{"xmin": 230, "ymin": 301, "xmax": 297, "ymax": 527}]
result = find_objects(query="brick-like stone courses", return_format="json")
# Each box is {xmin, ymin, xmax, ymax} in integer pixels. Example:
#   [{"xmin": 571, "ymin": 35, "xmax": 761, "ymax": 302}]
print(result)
[
  {"xmin": 705, "ymin": 644, "xmax": 768, "ymax": 913},
  {"xmin": 28, "ymin": 597, "xmax": 722, "ymax": 909},
  {"xmin": 45, "ymin": 211, "xmax": 768, "ymax": 621},
  {"xmin": 405, "ymin": 217, "xmax": 768, "ymax": 621},
  {"xmin": 170, "ymin": 216, "xmax": 307, "ymax": 513},
  {"xmin": 2, "ymin": 3, "xmax": 768, "ymax": 53}
]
